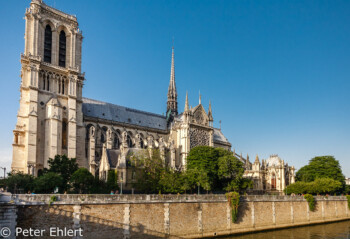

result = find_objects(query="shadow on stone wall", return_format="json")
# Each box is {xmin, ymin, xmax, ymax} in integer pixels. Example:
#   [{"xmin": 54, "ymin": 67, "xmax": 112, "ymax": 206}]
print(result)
[
  {"xmin": 16, "ymin": 205, "xmax": 183, "ymax": 239},
  {"xmin": 235, "ymin": 201, "xmax": 250, "ymax": 224}
]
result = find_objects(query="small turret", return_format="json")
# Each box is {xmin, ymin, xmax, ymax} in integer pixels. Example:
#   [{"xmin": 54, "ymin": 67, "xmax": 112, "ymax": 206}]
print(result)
[{"xmin": 208, "ymin": 100, "xmax": 213, "ymax": 126}]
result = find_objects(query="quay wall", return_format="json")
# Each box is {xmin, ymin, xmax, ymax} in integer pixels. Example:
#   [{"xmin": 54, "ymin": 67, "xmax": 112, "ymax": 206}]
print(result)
[{"xmin": 2, "ymin": 194, "xmax": 350, "ymax": 238}]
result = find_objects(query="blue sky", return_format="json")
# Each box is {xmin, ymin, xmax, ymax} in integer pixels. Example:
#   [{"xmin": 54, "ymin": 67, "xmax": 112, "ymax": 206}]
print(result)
[{"xmin": 0, "ymin": 0, "xmax": 349, "ymax": 176}]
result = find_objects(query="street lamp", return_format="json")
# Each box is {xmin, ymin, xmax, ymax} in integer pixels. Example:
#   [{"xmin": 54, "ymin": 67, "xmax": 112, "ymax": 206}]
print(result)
[{"xmin": 0, "ymin": 167, "xmax": 6, "ymax": 179}]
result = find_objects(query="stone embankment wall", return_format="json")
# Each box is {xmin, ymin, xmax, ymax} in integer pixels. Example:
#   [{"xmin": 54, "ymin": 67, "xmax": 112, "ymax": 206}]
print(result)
[{"xmin": 2, "ymin": 194, "xmax": 350, "ymax": 238}]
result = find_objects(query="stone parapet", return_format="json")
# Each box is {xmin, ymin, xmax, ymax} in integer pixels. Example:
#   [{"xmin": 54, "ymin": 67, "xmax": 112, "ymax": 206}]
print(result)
[{"xmin": 9, "ymin": 194, "xmax": 348, "ymax": 205}]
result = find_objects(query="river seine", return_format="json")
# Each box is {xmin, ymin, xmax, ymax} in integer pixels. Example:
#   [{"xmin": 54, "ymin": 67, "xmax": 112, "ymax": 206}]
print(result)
[{"xmin": 224, "ymin": 220, "xmax": 350, "ymax": 239}]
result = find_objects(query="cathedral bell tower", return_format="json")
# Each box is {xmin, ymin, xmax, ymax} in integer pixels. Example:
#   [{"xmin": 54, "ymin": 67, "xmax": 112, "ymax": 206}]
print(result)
[
  {"xmin": 166, "ymin": 47, "xmax": 178, "ymax": 122},
  {"xmin": 12, "ymin": 0, "xmax": 85, "ymax": 175}
]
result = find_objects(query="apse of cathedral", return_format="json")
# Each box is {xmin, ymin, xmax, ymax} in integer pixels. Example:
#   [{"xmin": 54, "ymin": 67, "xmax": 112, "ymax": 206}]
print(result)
[{"xmin": 11, "ymin": 0, "xmax": 295, "ymax": 193}]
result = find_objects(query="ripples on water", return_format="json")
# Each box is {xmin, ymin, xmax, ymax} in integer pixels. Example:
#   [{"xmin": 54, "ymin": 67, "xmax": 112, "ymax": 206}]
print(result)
[{"xmin": 223, "ymin": 220, "xmax": 350, "ymax": 239}]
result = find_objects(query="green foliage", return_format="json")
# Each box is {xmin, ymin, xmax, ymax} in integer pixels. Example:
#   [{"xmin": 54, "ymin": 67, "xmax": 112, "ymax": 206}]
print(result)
[
  {"xmin": 346, "ymin": 195, "xmax": 350, "ymax": 210},
  {"xmin": 70, "ymin": 168, "xmax": 94, "ymax": 193},
  {"xmin": 107, "ymin": 170, "xmax": 119, "ymax": 191},
  {"xmin": 187, "ymin": 146, "xmax": 220, "ymax": 189},
  {"xmin": 218, "ymin": 154, "xmax": 245, "ymax": 192},
  {"xmin": 45, "ymin": 155, "xmax": 79, "ymax": 191},
  {"xmin": 344, "ymin": 185, "xmax": 350, "ymax": 195},
  {"xmin": 226, "ymin": 192, "xmax": 240, "ymax": 223},
  {"xmin": 5, "ymin": 171, "xmax": 34, "ymax": 193},
  {"xmin": 34, "ymin": 172, "xmax": 63, "ymax": 193},
  {"xmin": 304, "ymin": 194, "xmax": 315, "ymax": 211},
  {"xmin": 296, "ymin": 156, "xmax": 345, "ymax": 185},
  {"xmin": 49, "ymin": 195, "xmax": 57, "ymax": 206},
  {"xmin": 131, "ymin": 149, "xmax": 166, "ymax": 193},
  {"xmin": 285, "ymin": 178, "xmax": 343, "ymax": 195},
  {"xmin": 159, "ymin": 170, "xmax": 184, "ymax": 194}
]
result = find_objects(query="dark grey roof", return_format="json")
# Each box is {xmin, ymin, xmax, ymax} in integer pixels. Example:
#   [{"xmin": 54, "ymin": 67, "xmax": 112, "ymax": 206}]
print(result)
[
  {"xmin": 82, "ymin": 98, "xmax": 167, "ymax": 130},
  {"xmin": 107, "ymin": 149, "xmax": 120, "ymax": 168},
  {"xmin": 213, "ymin": 128, "xmax": 230, "ymax": 144}
]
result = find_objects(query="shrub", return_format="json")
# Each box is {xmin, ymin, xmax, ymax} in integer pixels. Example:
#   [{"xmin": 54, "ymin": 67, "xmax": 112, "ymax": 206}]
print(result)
[
  {"xmin": 70, "ymin": 168, "xmax": 94, "ymax": 194},
  {"xmin": 226, "ymin": 192, "xmax": 240, "ymax": 223},
  {"xmin": 286, "ymin": 178, "xmax": 343, "ymax": 195},
  {"xmin": 346, "ymin": 195, "xmax": 350, "ymax": 210},
  {"xmin": 34, "ymin": 172, "xmax": 63, "ymax": 193},
  {"xmin": 5, "ymin": 171, "xmax": 34, "ymax": 193},
  {"xmin": 304, "ymin": 194, "xmax": 315, "ymax": 211},
  {"xmin": 49, "ymin": 195, "xmax": 57, "ymax": 206}
]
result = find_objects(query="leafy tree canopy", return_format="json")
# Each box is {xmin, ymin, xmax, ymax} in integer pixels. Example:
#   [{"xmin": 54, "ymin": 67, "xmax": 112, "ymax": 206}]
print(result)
[
  {"xmin": 34, "ymin": 172, "xmax": 63, "ymax": 194},
  {"xmin": 296, "ymin": 156, "xmax": 345, "ymax": 184},
  {"xmin": 186, "ymin": 146, "xmax": 219, "ymax": 189},
  {"xmin": 70, "ymin": 168, "xmax": 94, "ymax": 193},
  {"xmin": 44, "ymin": 155, "xmax": 79, "ymax": 191},
  {"xmin": 5, "ymin": 171, "xmax": 34, "ymax": 193},
  {"xmin": 285, "ymin": 178, "xmax": 343, "ymax": 195}
]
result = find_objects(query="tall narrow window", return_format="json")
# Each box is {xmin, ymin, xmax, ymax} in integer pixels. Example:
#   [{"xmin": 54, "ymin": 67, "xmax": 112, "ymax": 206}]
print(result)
[
  {"xmin": 62, "ymin": 80, "xmax": 65, "ymax": 94},
  {"xmin": 46, "ymin": 75, "xmax": 50, "ymax": 91},
  {"xmin": 62, "ymin": 119, "xmax": 67, "ymax": 149},
  {"xmin": 59, "ymin": 31, "xmax": 66, "ymax": 67},
  {"xmin": 44, "ymin": 25, "xmax": 52, "ymax": 63}
]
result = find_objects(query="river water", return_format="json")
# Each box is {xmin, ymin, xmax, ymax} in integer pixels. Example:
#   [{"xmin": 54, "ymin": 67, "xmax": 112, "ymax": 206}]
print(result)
[{"xmin": 223, "ymin": 220, "xmax": 350, "ymax": 239}]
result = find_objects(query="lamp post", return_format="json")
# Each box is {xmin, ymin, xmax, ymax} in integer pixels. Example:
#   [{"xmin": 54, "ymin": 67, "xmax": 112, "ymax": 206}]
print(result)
[{"xmin": 0, "ymin": 167, "xmax": 6, "ymax": 179}]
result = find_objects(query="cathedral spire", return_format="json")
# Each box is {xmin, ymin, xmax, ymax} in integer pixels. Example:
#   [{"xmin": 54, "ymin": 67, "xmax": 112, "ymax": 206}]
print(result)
[
  {"xmin": 199, "ymin": 91, "xmax": 201, "ymax": 104},
  {"xmin": 167, "ymin": 47, "xmax": 178, "ymax": 115}
]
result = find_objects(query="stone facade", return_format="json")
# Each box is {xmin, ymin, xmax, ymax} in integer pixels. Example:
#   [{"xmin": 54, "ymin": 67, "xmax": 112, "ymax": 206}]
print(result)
[
  {"xmin": 243, "ymin": 154, "xmax": 295, "ymax": 194},
  {"xmin": 11, "ymin": 0, "xmax": 85, "ymax": 174}
]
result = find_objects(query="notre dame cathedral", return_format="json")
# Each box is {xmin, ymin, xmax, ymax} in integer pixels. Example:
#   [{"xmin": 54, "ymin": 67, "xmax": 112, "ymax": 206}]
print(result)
[{"xmin": 11, "ymin": 0, "xmax": 295, "ymax": 193}]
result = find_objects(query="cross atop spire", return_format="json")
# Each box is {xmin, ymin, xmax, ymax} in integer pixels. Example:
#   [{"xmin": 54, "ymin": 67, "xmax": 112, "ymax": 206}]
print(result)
[{"xmin": 167, "ymin": 47, "xmax": 178, "ymax": 116}]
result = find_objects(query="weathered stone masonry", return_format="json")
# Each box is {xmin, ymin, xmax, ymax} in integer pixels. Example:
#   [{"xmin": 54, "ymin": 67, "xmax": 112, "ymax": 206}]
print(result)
[{"xmin": 1, "ymin": 194, "xmax": 349, "ymax": 239}]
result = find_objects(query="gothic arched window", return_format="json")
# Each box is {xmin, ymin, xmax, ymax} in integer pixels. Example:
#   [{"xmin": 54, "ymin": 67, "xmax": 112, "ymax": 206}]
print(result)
[
  {"xmin": 46, "ymin": 75, "xmax": 50, "ymax": 91},
  {"xmin": 101, "ymin": 127, "xmax": 107, "ymax": 143},
  {"xmin": 127, "ymin": 135, "xmax": 133, "ymax": 148},
  {"xmin": 62, "ymin": 119, "xmax": 68, "ymax": 149},
  {"xmin": 271, "ymin": 173, "xmax": 276, "ymax": 189},
  {"xmin": 140, "ymin": 138, "xmax": 145, "ymax": 149},
  {"xmin": 59, "ymin": 31, "xmax": 66, "ymax": 67},
  {"xmin": 114, "ymin": 136, "xmax": 120, "ymax": 149},
  {"xmin": 44, "ymin": 25, "xmax": 52, "ymax": 63}
]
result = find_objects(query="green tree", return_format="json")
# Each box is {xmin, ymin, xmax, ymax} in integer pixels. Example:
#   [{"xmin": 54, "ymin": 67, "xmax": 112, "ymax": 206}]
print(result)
[
  {"xmin": 5, "ymin": 171, "xmax": 34, "ymax": 193},
  {"xmin": 34, "ymin": 172, "xmax": 63, "ymax": 193},
  {"xmin": 107, "ymin": 170, "xmax": 119, "ymax": 192},
  {"xmin": 70, "ymin": 168, "xmax": 94, "ymax": 193},
  {"xmin": 131, "ymin": 149, "xmax": 166, "ymax": 193},
  {"xmin": 185, "ymin": 168, "xmax": 211, "ymax": 193},
  {"xmin": 296, "ymin": 156, "xmax": 345, "ymax": 184},
  {"xmin": 285, "ymin": 178, "xmax": 343, "ymax": 195},
  {"xmin": 186, "ymin": 146, "xmax": 219, "ymax": 189},
  {"xmin": 217, "ymin": 154, "xmax": 245, "ymax": 192},
  {"xmin": 159, "ymin": 170, "xmax": 183, "ymax": 194},
  {"xmin": 45, "ymin": 155, "xmax": 79, "ymax": 191},
  {"xmin": 311, "ymin": 178, "xmax": 342, "ymax": 194}
]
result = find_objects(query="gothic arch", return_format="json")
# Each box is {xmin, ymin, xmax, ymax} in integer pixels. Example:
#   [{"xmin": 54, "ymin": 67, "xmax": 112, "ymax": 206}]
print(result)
[
  {"xmin": 271, "ymin": 173, "xmax": 276, "ymax": 189},
  {"xmin": 43, "ymin": 24, "xmax": 52, "ymax": 63},
  {"xmin": 100, "ymin": 126, "xmax": 108, "ymax": 144}
]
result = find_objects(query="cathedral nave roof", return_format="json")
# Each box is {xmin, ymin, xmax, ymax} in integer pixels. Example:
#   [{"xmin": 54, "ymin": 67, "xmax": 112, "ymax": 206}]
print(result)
[{"xmin": 82, "ymin": 98, "xmax": 167, "ymax": 131}]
